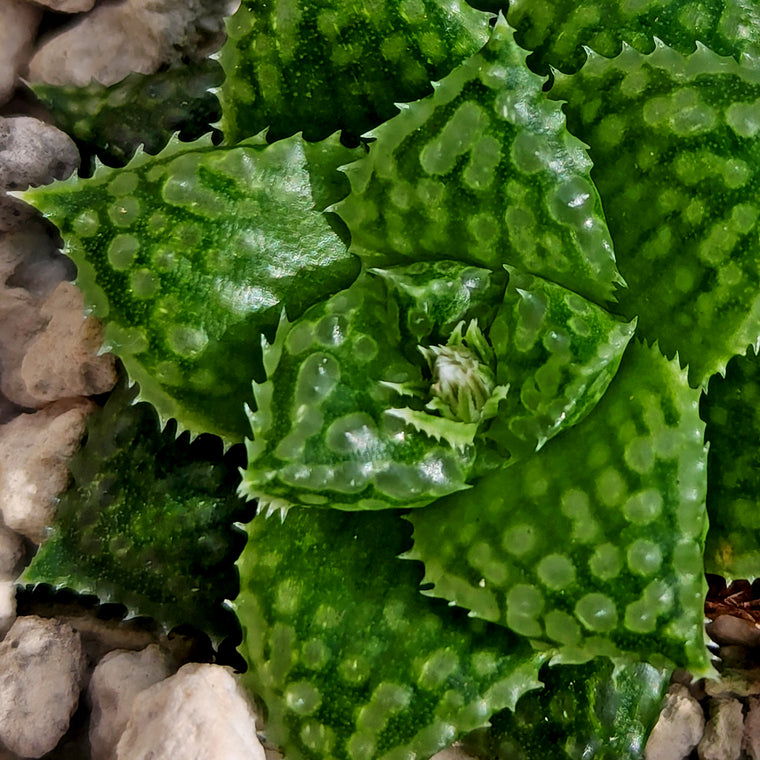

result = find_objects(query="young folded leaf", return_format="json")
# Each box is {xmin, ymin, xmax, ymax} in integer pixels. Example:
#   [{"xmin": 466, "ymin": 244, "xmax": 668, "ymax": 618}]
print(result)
[
  {"xmin": 234, "ymin": 506, "xmax": 548, "ymax": 760},
  {"xmin": 408, "ymin": 342, "xmax": 711, "ymax": 674},
  {"xmin": 21, "ymin": 132, "xmax": 361, "ymax": 442},
  {"xmin": 551, "ymin": 42, "xmax": 760, "ymax": 387},
  {"xmin": 218, "ymin": 0, "xmax": 491, "ymax": 143},
  {"xmin": 336, "ymin": 16, "xmax": 622, "ymax": 306}
]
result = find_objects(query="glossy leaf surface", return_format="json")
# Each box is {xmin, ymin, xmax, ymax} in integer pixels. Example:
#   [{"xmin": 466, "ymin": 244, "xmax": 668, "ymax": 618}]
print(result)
[
  {"xmin": 23, "ymin": 380, "xmax": 248, "ymax": 639},
  {"xmin": 552, "ymin": 43, "xmax": 760, "ymax": 387},
  {"xmin": 408, "ymin": 342, "xmax": 711, "ymax": 673},
  {"xmin": 218, "ymin": 0, "xmax": 490, "ymax": 143},
  {"xmin": 336, "ymin": 18, "xmax": 622, "ymax": 306},
  {"xmin": 22, "ymin": 133, "xmax": 361, "ymax": 441},
  {"xmin": 461, "ymin": 658, "xmax": 670, "ymax": 760},
  {"xmin": 235, "ymin": 506, "xmax": 547, "ymax": 760}
]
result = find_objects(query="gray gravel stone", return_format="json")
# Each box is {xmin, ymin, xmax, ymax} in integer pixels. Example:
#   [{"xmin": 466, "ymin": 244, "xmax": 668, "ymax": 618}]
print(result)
[
  {"xmin": 707, "ymin": 616, "xmax": 760, "ymax": 648},
  {"xmin": 89, "ymin": 645, "xmax": 176, "ymax": 760},
  {"xmin": 744, "ymin": 697, "xmax": 760, "ymax": 759},
  {"xmin": 698, "ymin": 697, "xmax": 744, "ymax": 760},
  {"xmin": 0, "ymin": 616, "xmax": 86, "ymax": 758},
  {"xmin": 116, "ymin": 663, "xmax": 265, "ymax": 760},
  {"xmin": 22, "ymin": 0, "xmax": 98, "ymax": 11},
  {"xmin": 0, "ymin": 0, "xmax": 41, "ymax": 107},
  {"xmin": 645, "ymin": 683, "xmax": 706, "ymax": 760}
]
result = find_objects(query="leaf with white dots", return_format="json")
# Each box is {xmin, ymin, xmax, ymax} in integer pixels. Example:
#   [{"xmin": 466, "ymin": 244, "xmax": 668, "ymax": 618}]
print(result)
[
  {"xmin": 703, "ymin": 347, "xmax": 760, "ymax": 579},
  {"xmin": 23, "ymin": 379, "xmax": 248, "ymax": 640},
  {"xmin": 551, "ymin": 42, "xmax": 760, "ymax": 387},
  {"xmin": 239, "ymin": 270, "xmax": 482, "ymax": 514},
  {"xmin": 507, "ymin": 0, "xmax": 760, "ymax": 75},
  {"xmin": 218, "ymin": 0, "xmax": 491, "ymax": 144},
  {"xmin": 21, "ymin": 132, "xmax": 361, "ymax": 442},
  {"xmin": 31, "ymin": 60, "xmax": 223, "ymax": 165},
  {"xmin": 461, "ymin": 658, "xmax": 671, "ymax": 760},
  {"xmin": 234, "ymin": 506, "xmax": 548, "ymax": 760},
  {"xmin": 408, "ymin": 342, "xmax": 712, "ymax": 674},
  {"xmin": 335, "ymin": 17, "xmax": 622, "ymax": 306}
]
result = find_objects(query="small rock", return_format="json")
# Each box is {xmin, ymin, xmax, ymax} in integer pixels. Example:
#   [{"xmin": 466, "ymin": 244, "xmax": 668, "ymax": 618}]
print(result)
[
  {"xmin": 21, "ymin": 282, "xmax": 117, "ymax": 404},
  {"xmin": 116, "ymin": 663, "xmax": 265, "ymax": 760},
  {"xmin": 0, "ymin": 615, "xmax": 86, "ymax": 758},
  {"xmin": 0, "ymin": 398, "xmax": 94, "ymax": 543},
  {"xmin": 28, "ymin": 0, "xmax": 237, "ymax": 87},
  {"xmin": 0, "ymin": 581, "xmax": 16, "ymax": 637},
  {"xmin": 0, "ymin": 521, "xmax": 26, "ymax": 580},
  {"xmin": 645, "ymin": 683, "xmax": 706, "ymax": 760},
  {"xmin": 0, "ymin": 117, "xmax": 80, "ymax": 191},
  {"xmin": 744, "ymin": 697, "xmax": 760, "ymax": 759},
  {"xmin": 0, "ymin": 0, "xmax": 41, "ymax": 106},
  {"xmin": 23, "ymin": 0, "xmax": 97, "ymax": 11},
  {"xmin": 705, "ymin": 671, "xmax": 760, "ymax": 699},
  {"xmin": 707, "ymin": 616, "xmax": 760, "ymax": 648},
  {"xmin": 698, "ymin": 697, "xmax": 744, "ymax": 760},
  {"xmin": 89, "ymin": 644, "xmax": 176, "ymax": 760}
]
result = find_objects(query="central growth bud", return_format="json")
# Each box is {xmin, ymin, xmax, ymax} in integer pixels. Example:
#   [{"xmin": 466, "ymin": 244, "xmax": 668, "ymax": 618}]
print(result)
[{"xmin": 420, "ymin": 321, "xmax": 498, "ymax": 424}]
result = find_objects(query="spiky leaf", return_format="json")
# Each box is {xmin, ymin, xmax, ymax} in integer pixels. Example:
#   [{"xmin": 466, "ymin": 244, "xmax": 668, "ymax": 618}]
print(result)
[
  {"xmin": 218, "ymin": 0, "xmax": 490, "ymax": 143},
  {"xmin": 23, "ymin": 379, "xmax": 248, "ymax": 639},
  {"xmin": 408, "ymin": 342, "xmax": 711, "ymax": 673},
  {"xmin": 703, "ymin": 347, "xmax": 760, "ymax": 579},
  {"xmin": 551, "ymin": 42, "xmax": 760, "ymax": 387},
  {"xmin": 336, "ymin": 18, "xmax": 622, "ymax": 306},
  {"xmin": 461, "ymin": 658, "xmax": 671, "ymax": 760},
  {"xmin": 22, "ymin": 133, "xmax": 361, "ymax": 441},
  {"xmin": 31, "ymin": 61, "xmax": 223, "ymax": 165},
  {"xmin": 235, "ymin": 506, "xmax": 547, "ymax": 760}
]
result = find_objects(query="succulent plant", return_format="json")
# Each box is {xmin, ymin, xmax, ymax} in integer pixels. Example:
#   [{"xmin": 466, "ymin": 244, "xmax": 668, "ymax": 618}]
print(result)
[{"xmin": 18, "ymin": 0, "xmax": 760, "ymax": 758}]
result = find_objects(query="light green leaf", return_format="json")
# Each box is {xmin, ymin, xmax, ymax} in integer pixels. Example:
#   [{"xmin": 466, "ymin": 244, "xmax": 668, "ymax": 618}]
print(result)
[
  {"xmin": 551, "ymin": 41, "xmax": 760, "ymax": 387},
  {"xmin": 21, "ymin": 132, "xmax": 361, "ymax": 442},
  {"xmin": 408, "ymin": 341, "xmax": 711, "ymax": 674},
  {"xmin": 235, "ymin": 506, "xmax": 548, "ymax": 760},
  {"xmin": 336, "ymin": 17, "xmax": 622, "ymax": 306}
]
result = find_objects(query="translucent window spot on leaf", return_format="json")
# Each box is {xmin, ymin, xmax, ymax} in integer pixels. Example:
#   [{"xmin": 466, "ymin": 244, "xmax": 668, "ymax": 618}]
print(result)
[
  {"xmin": 167, "ymin": 324, "xmax": 209, "ymax": 358},
  {"xmin": 285, "ymin": 681, "xmax": 322, "ymax": 716},
  {"xmin": 151, "ymin": 247, "xmax": 177, "ymax": 273},
  {"xmin": 624, "ymin": 598, "xmax": 656, "ymax": 634},
  {"xmin": 726, "ymin": 99, "xmax": 760, "ymax": 138},
  {"xmin": 338, "ymin": 654, "xmax": 371, "ymax": 685},
  {"xmin": 537, "ymin": 554, "xmax": 576, "ymax": 590},
  {"xmin": 502, "ymin": 524, "xmax": 538, "ymax": 557},
  {"xmin": 624, "ymin": 437, "xmax": 655, "ymax": 474},
  {"xmin": 130, "ymin": 268, "xmax": 160, "ymax": 299},
  {"xmin": 544, "ymin": 609, "xmax": 581, "ymax": 646},
  {"xmin": 72, "ymin": 209, "xmax": 100, "ymax": 237},
  {"xmin": 108, "ymin": 196, "xmax": 142, "ymax": 228},
  {"xmin": 595, "ymin": 466, "xmax": 626, "ymax": 507},
  {"xmin": 295, "ymin": 352, "xmax": 340, "ymax": 405},
  {"xmin": 285, "ymin": 320, "xmax": 316, "ymax": 356},
  {"xmin": 108, "ymin": 171, "xmax": 139, "ymax": 197},
  {"xmin": 418, "ymin": 650, "xmax": 459, "ymax": 690},
  {"xmin": 326, "ymin": 413, "xmax": 379, "ymax": 456},
  {"xmin": 300, "ymin": 720, "xmax": 335, "ymax": 754},
  {"xmin": 588, "ymin": 543, "xmax": 622, "ymax": 581},
  {"xmin": 103, "ymin": 323, "xmax": 149, "ymax": 355},
  {"xmin": 506, "ymin": 584, "xmax": 544, "ymax": 637},
  {"xmin": 420, "ymin": 102, "xmax": 487, "ymax": 176},
  {"xmin": 107, "ymin": 234, "xmax": 140, "ymax": 271},
  {"xmin": 622, "ymin": 488, "xmax": 663, "ymax": 525},
  {"xmin": 574, "ymin": 593, "xmax": 617, "ymax": 633},
  {"xmin": 627, "ymin": 539, "xmax": 663, "ymax": 576},
  {"xmin": 302, "ymin": 638, "xmax": 330, "ymax": 670}
]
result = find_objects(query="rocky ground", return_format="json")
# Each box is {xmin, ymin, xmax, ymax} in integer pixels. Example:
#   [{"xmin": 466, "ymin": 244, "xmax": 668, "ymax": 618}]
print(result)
[{"xmin": 0, "ymin": 1, "xmax": 759, "ymax": 758}]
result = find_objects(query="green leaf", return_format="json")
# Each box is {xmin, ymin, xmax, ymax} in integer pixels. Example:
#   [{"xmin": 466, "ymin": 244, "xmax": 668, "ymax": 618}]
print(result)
[
  {"xmin": 484, "ymin": 269, "xmax": 635, "ymax": 462},
  {"xmin": 239, "ymin": 271, "xmax": 480, "ymax": 515},
  {"xmin": 22, "ymin": 378, "xmax": 249, "ymax": 640},
  {"xmin": 31, "ymin": 61, "xmax": 223, "ymax": 165},
  {"xmin": 507, "ymin": 0, "xmax": 760, "ymax": 75},
  {"xmin": 461, "ymin": 658, "xmax": 671, "ymax": 760},
  {"xmin": 703, "ymin": 347, "xmax": 760, "ymax": 579},
  {"xmin": 234, "ymin": 506, "xmax": 548, "ymax": 760},
  {"xmin": 335, "ymin": 17, "xmax": 622, "ymax": 306},
  {"xmin": 21, "ymin": 132, "xmax": 361, "ymax": 442},
  {"xmin": 218, "ymin": 0, "xmax": 491, "ymax": 144},
  {"xmin": 551, "ymin": 42, "xmax": 760, "ymax": 387},
  {"xmin": 407, "ymin": 341, "xmax": 711, "ymax": 674}
]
